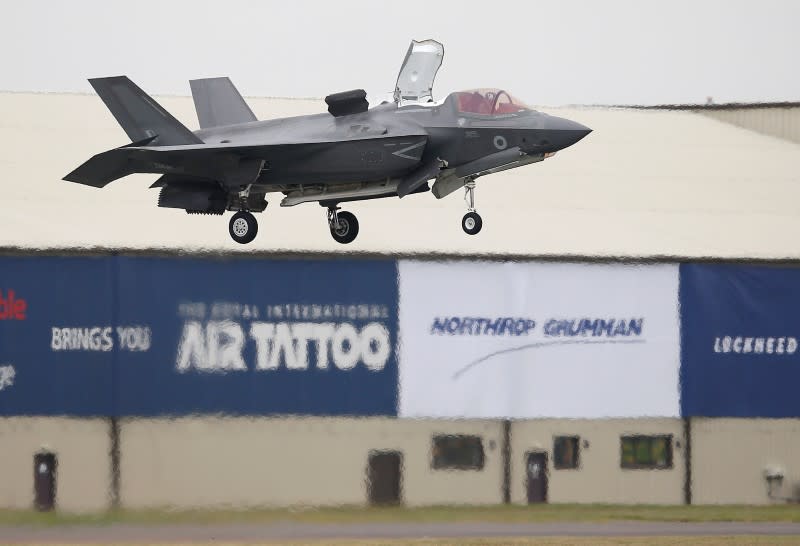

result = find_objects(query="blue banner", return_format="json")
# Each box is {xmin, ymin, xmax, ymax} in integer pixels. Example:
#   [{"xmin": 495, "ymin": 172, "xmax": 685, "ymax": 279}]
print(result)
[
  {"xmin": 0, "ymin": 255, "xmax": 399, "ymax": 417},
  {"xmin": 680, "ymin": 263, "xmax": 800, "ymax": 417},
  {"xmin": 0, "ymin": 256, "xmax": 115, "ymax": 416}
]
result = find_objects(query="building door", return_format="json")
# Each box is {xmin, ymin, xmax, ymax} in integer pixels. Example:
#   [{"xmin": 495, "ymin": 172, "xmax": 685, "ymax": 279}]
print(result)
[
  {"xmin": 33, "ymin": 451, "xmax": 57, "ymax": 511},
  {"xmin": 367, "ymin": 451, "xmax": 402, "ymax": 505},
  {"xmin": 526, "ymin": 451, "xmax": 548, "ymax": 504}
]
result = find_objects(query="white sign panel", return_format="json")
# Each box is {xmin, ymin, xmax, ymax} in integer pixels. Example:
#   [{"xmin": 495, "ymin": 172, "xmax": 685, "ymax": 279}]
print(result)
[{"xmin": 398, "ymin": 261, "xmax": 680, "ymax": 418}]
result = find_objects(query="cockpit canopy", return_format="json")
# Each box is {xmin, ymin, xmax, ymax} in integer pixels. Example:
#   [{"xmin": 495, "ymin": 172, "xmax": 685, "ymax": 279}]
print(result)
[
  {"xmin": 452, "ymin": 89, "xmax": 534, "ymax": 115},
  {"xmin": 393, "ymin": 40, "xmax": 537, "ymax": 116}
]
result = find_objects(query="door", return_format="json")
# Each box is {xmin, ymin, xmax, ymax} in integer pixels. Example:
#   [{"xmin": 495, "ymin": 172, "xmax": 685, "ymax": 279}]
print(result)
[
  {"xmin": 526, "ymin": 451, "xmax": 548, "ymax": 504},
  {"xmin": 33, "ymin": 452, "xmax": 57, "ymax": 511},
  {"xmin": 367, "ymin": 451, "xmax": 402, "ymax": 505}
]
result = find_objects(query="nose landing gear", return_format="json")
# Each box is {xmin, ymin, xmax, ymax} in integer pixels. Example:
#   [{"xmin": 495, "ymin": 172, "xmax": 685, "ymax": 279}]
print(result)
[
  {"xmin": 462, "ymin": 211, "xmax": 482, "ymax": 235},
  {"xmin": 461, "ymin": 178, "xmax": 482, "ymax": 235}
]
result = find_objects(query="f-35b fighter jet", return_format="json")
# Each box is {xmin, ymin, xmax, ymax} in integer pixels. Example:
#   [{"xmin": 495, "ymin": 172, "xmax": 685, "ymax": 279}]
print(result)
[{"xmin": 64, "ymin": 40, "xmax": 591, "ymax": 245}]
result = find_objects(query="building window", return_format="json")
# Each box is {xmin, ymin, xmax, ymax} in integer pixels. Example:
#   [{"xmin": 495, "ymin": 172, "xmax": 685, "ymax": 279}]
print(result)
[
  {"xmin": 553, "ymin": 436, "xmax": 580, "ymax": 469},
  {"xmin": 620, "ymin": 435, "xmax": 673, "ymax": 469},
  {"xmin": 432, "ymin": 435, "xmax": 485, "ymax": 470}
]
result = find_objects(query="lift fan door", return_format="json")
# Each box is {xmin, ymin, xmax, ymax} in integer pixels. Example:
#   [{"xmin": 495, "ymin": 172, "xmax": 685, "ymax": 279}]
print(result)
[{"xmin": 394, "ymin": 39, "xmax": 444, "ymax": 105}]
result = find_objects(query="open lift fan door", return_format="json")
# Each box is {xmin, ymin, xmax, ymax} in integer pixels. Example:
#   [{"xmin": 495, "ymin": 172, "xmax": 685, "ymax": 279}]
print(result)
[{"xmin": 394, "ymin": 39, "xmax": 444, "ymax": 105}]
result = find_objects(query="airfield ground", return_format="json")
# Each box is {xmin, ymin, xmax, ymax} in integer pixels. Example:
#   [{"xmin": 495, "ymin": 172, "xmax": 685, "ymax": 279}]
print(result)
[
  {"xmin": 1, "ymin": 505, "xmax": 799, "ymax": 544},
  {"xmin": 0, "ymin": 539, "xmax": 798, "ymax": 546},
  {"xmin": 2, "ymin": 504, "xmax": 799, "ymax": 526}
]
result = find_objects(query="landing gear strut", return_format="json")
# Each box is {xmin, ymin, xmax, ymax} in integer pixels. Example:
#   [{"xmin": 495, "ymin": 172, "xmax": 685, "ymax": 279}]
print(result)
[
  {"xmin": 462, "ymin": 178, "xmax": 482, "ymax": 235},
  {"xmin": 229, "ymin": 211, "xmax": 258, "ymax": 244},
  {"xmin": 327, "ymin": 207, "xmax": 359, "ymax": 244}
]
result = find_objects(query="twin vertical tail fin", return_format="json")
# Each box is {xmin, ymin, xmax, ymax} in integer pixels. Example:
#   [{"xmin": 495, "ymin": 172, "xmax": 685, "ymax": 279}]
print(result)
[
  {"xmin": 88, "ymin": 76, "xmax": 202, "ymax": 146},
  {"xmin": 189, "ymin": 77, "xmax": 258, "ymax": 129},
  {"xmin": 64, "ymin": 76, "xmax": 257, "ymax": 187}
]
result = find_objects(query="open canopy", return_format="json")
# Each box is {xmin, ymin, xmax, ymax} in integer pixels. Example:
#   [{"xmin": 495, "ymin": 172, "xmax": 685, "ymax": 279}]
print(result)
[{"xmin": 395, "ymin": 39, "xmax": 444, "ymax": 105}]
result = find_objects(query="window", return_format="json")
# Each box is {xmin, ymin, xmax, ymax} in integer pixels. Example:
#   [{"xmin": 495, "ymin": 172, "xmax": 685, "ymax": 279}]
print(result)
[
  {"xmin": 620, "ymin": 435, "xmax": 673, "ymax": 469},
  {"xmin": 553, "ymin": 436, "xmax": 580, "ymax": 469},
  {"xmin": 432, "ymin": 435, "xmax": 485, "ymax": 470}
]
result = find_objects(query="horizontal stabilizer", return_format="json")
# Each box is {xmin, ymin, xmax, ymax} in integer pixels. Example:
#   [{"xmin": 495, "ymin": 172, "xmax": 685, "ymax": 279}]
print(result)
[
  {"xmin": 64, "ymin": 141, "xmax": 265, "ymax": 188},
  {"xmin": 63, "ymin": 146, "xmax": 140, "ymax": 188},
  {"xmin": 190, "ymin": 77, "xmax": 257, "ymax": 129},
  {"xmin": 89, "ymin": 76, "xmax": 203, "ymax": 146}
]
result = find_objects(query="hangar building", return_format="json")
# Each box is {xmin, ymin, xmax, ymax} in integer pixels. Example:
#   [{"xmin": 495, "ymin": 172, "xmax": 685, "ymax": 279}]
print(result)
[{"xmin": 0, "ymin": 91, "xmax": 799, "ymax": 512}]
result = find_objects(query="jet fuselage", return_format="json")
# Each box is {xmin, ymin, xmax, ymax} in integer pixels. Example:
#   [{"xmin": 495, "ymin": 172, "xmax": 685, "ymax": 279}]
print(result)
[{"xmin": 189, "ymin": 92, "xmax": 591, "ymax": 191}]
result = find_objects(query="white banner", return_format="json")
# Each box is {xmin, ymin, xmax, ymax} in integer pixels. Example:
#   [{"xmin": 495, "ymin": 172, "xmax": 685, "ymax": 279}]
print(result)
[{"xmin": 398, "ymin": 261, "xmax": 680, "ymax": 418}]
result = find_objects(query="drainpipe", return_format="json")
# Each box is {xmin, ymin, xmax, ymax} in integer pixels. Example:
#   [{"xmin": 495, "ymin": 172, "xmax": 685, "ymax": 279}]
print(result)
[
  {"xmin": 502, "ymin": 419, "xmax": 511, "ymax": 504},
  {"xmin": 683, "ymin": 417, "xmax": 692, "ymax": 505},
  {"xmin": 109, "ymin": 416, "xmax": 120, "ymax": 509}
]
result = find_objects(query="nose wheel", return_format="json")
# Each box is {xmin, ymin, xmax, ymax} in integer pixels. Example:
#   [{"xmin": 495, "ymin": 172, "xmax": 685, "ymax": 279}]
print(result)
[
  {"xmin": 462, "ymin": 211, "xmax": 482, "ymax": 235},
  {"xmin": 461, "ymin": 178, "xmax": 482, "ymax": 235},
  {"xmin": 229, "ymin": 211, "xmax": 258, "ymax": 244},
  {"xmin": 327, "ymin": 207, "xmax": 359, "ymax": 244}
]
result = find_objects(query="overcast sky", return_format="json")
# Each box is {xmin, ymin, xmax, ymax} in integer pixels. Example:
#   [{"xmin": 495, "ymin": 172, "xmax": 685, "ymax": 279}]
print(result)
[{"xmin": 1, "ymin": 0, "xmax": 798, "ymax": 106}]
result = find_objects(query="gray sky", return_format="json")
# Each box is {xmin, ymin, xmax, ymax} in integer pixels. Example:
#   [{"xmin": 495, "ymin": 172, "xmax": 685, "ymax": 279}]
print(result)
[{"xmin": 2, "ymin": 0, "xmax": 798, "ymax": 106}]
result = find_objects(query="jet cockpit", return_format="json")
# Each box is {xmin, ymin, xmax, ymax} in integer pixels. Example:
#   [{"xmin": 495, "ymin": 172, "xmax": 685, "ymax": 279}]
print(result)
[{"xmin": 450, "ymin": 88, "xmax": 535, "ymax": 116}]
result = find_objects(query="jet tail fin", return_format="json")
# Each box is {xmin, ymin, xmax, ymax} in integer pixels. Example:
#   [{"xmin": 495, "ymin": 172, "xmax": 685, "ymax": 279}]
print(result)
[
  {"xmin": 190, "ymin": 77, "xmax": 257, "ymax": 129},
  {"xmin": 88, "ymin": 76, "xmax": 203, "ymax": 146}
]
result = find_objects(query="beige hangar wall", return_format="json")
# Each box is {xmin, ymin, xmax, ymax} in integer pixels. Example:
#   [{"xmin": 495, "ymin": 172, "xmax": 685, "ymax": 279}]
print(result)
[
  {"xmin": 0, "ymin": 418, "xmax": 111, "ymax": 512},
  {"xmin": 119, "ymin": 417, "xmax": 504, "ymax": 509},
  {"xmin": 5, "ymin": 416, "xmax": 799, "ymax": 509},
  {"xmin": 510, "ymin": 418, "xmax": 686, "ymax": 505},
  {"xmin": 691, "ymin": 418, "xmax": 800, "ymax": 505},
  {"xmin": 698, "ymin": 106, "xmax": 800, "ymax": 144}
]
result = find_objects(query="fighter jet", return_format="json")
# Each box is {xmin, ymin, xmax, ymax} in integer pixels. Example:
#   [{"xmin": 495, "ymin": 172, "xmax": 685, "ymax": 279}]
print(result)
[{"xmin": 64, "ymin": 39, "xmax": 591, "ymax": 244}]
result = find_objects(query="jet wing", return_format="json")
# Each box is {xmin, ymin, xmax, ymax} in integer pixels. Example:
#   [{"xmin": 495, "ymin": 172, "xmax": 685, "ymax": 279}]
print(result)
[
  {"xmin": 394, "ymin": 39, "xmax": 444, "ymax": 105},
  {"xmin": 430, "ymin": 148, "xmax": 545, "ymax": 199}
]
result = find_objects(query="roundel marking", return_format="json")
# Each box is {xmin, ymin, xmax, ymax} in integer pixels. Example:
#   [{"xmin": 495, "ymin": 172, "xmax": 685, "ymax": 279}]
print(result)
[{"xmin": 494, "ymin": 135, "xmax": 508, "ymax": 150}]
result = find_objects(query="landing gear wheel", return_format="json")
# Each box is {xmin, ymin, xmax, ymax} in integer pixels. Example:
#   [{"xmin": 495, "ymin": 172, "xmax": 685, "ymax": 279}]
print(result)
[
  {"xmin": 330, "ymin": 211, "xmax": 359, "ymax": 244},
  {"xmin": 462, "ymin": 211, "xmax": 482, "ymax": 235},
  {"xmin": 229, "ymin": 211, "xmax": 258, "ymax": 244}
]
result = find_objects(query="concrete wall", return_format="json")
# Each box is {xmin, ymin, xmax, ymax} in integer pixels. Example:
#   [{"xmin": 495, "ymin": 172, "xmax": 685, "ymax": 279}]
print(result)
[
  {"xmin": 0, "ymin": 418, "xmax": 110, "ymax": 512},
  {"xmin": 510, "ymin": 419, "xmax": 686, "ymax": 505},
  {"xmin": 691, "ymin": 418, "xmax": 800, "ymax": 505},
  {"xmin": 119, "ymin": 417, "xmax": 504, "ymax": 509}
]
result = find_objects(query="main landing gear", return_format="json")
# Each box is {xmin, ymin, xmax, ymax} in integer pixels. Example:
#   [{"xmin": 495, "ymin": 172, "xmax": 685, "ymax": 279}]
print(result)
[
  {"xmin": 228, "ymin": 184, "xmax": 262, "ymax": 244},
  {"xmin": 327, "ymin": 207, "xmax": 359, "ymax": 244},
  {"xmin": 461, "ymin": 178, "xmax": 482, "ymax": 235},
  {"xmin": 229, "ymin": 211, "xmax": 258, "ymax": 244},
  {"xmin": 225, "ymin": 204, "xmax": 361, "ymax": 245}
]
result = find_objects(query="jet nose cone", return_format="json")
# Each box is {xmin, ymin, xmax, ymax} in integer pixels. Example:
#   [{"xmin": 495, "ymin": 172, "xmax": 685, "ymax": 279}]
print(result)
[{"xmin": 545, "ymin": 115, "xmax": 592, "ymax": 150}]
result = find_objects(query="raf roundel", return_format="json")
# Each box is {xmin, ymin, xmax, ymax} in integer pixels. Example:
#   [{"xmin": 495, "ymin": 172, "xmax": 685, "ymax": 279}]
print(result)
[{"xmin": 493, "ymin": 135, "xmax": 508, "ymax": 150}]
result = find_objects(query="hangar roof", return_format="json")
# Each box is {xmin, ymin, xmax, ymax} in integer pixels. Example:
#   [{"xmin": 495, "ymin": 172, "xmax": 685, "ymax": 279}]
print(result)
[{"xmin": 1, "ymin": 92, "xmax": 799, "ymax": 260}]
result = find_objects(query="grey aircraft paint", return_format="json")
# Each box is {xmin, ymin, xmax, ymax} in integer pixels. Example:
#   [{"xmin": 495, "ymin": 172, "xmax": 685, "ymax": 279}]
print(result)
[{"xmin": 63, "ymin": 39, "xmax": 591, "ymax": 245}]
